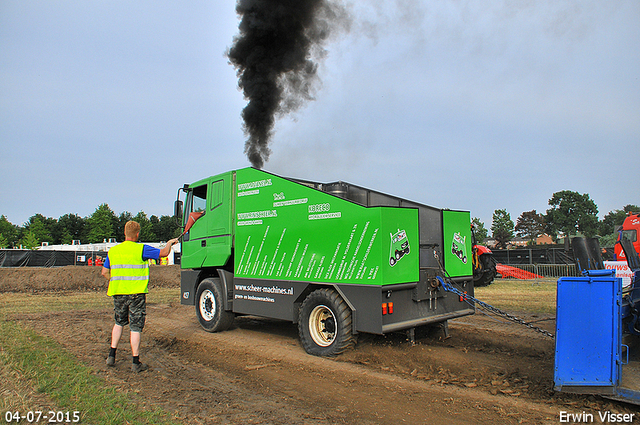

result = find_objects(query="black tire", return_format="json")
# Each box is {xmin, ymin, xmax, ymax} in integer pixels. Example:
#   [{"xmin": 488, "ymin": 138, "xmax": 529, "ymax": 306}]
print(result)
[
  {"xmin": 390, "ymin": 257, "xmax": 396, "ymax": 266},
  {"xmin": 473, "ymin": 255, "xmax": 497, "ymax": 287},
  {"xmin": 298, "ymin": 288, "xmax": 356, "ymax": 357},
  {"xmin": 195, "ymin": 278, "xmax": 234, "ymax": 332}
]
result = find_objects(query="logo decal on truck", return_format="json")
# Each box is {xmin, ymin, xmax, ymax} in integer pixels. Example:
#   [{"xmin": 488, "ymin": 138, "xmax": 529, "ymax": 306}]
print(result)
[
  {"xmin": 451, "ymin": 232, "xmax": 468, "ymax": 264},
  {"xmin": 389, "ymin": 229, "xmax": 410, "ymax": 267}
]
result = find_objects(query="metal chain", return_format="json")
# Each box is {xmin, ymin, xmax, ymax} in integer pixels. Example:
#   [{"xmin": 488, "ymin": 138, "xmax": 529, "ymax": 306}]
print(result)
[
  {"xmin": 436, "ymin": 276, "xmax": 555, "ymax": 339},
  {"xmin": 432, "ymin": 250, "xmax": 555, "ymax": 339}
]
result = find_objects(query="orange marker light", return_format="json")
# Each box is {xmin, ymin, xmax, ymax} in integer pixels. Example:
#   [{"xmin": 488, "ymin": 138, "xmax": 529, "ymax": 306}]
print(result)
[
  {"xmin": 388, "ymin": 302, "xmax": 394, "ymax": 314},
  {"xmin": 382, "ymin": 303, "xmax": 388, "ymax": 315}
]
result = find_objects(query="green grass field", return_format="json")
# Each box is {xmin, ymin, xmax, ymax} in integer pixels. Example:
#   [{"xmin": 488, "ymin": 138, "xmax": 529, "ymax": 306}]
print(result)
[{"xmin": 475, "ymin": 278, "xmax": 558, "ymax": 315}]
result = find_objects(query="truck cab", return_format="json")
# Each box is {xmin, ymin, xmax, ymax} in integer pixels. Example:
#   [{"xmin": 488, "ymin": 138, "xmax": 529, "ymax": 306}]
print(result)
[
  {"xmin": 179, "ymin": 172, "xmax": 234, "ymax": 271},
  {"xmin": 614, "ymin": 213, "xmax": 640, "ymax": 262}
]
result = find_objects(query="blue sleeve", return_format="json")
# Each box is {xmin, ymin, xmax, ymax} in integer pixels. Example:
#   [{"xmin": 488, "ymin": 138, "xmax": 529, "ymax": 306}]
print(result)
[
  {"xmin": 142, "ymin": 245, "xmax": 161, "ymax": 261},
  {"xmin": 103, "ymin": 256, "xmax": 110, "ymax": 269}
]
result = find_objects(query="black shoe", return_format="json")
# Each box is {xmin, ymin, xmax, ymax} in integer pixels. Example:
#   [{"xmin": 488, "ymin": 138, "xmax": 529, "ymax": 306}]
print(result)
[
  {"xmin": 106, "ymin": 356, "xmax": 115, "ymax": 367},
  {"xmin": 131, "ymin": 362, "xmax": 149, "ymax": 373}
]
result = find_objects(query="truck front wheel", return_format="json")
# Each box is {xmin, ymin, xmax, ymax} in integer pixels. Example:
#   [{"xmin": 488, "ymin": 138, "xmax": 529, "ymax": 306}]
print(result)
[
  {"xmin": 298, "ymin": 288, "xmax": 356, "ymax": 357},
  {"xmin": 195, "ymin": 278, "xmax": 234, "ymax": 332}
]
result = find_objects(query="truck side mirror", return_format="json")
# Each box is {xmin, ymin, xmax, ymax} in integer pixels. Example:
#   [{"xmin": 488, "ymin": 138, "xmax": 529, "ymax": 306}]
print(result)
[{"xmin": 174, "ymin": 200, "xmax": 184, "ymax": 224}]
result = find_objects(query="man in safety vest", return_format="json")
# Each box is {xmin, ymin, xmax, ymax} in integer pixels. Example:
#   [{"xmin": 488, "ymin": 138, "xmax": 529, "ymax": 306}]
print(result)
[{"xmin": 101, "ymin": 221, "xmax": 179, "ymax": 372}]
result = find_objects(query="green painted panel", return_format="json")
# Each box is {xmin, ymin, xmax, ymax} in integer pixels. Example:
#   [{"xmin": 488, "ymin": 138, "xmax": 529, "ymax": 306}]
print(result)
[
  {"xmin": 234, "ymin": 168, "xmax": 419, "ymax": 285},
  {"xmin": 442, "ymin": 210, "xmax": 473, "ymax": 278},
  {"xmin": 380, "ymin": 207, "xmax": 419, "ymax": 284}
]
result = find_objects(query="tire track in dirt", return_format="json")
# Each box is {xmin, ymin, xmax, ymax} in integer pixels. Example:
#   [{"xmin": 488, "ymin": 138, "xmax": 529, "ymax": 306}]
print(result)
[
  {"xmin": 146, "ymin": 306, "xmax": 562, "ymax": 424},
  {"xmin": 12, "ymin": 300, "xmax": 638, "ymax": 424}
]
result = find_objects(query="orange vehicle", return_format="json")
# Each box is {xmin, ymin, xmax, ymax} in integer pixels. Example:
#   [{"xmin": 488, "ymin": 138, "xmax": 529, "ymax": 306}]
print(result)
[{"xmin": 614, "ymin": 212, "xmax": 640, "ymax": 261}]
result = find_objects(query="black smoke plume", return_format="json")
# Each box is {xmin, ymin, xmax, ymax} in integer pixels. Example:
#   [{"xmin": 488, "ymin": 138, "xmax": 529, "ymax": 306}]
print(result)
[{"xmin": 227, "ymin": 0, "xmax": 349, "ymax": 168}]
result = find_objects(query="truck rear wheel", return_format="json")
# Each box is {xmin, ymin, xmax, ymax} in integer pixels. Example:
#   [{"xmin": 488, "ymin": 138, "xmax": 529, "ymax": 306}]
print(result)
[
  {"xmin": 195, "ymin": 278, "xmax": 234, "ymax": 332},
  {"xmin": 298, "ymin": 288, "xmax": 356, "ymax": 357}
]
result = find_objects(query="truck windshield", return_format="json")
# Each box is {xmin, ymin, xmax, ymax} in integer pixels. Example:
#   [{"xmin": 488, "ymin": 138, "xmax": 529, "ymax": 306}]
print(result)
[{"xmin": 621, "ymin": 229, "xmax": 637, "ymax": 243}]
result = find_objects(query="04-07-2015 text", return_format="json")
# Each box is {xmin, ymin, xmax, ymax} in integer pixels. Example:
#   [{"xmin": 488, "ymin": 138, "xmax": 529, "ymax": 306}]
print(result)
[{"xmin": 4, "ymin": 411, "xmax": 81, "ymax": 423}]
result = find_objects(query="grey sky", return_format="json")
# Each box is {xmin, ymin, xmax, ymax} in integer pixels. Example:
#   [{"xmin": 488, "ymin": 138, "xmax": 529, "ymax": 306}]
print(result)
[{"xmin": 1, "ymin": 1, "xmax": 638, "ymax": 232}]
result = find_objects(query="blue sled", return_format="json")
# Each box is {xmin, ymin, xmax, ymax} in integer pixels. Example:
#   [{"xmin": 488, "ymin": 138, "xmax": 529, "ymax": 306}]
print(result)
[{"xmin": 554, "ymin": 268, "xmax": 640, "ymax": 405}]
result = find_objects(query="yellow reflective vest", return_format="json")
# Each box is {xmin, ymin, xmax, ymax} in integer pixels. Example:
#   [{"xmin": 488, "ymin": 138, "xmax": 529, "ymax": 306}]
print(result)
[{"xmin": 106, "ymin": 241, "xmax": 149, "ymax": 296}]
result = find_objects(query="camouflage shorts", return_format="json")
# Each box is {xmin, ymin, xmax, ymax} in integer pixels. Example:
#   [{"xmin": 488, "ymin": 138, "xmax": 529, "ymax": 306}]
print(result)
[{"xmin": 113, "ymin": 293, "xmax": 146, "ymax": 332}]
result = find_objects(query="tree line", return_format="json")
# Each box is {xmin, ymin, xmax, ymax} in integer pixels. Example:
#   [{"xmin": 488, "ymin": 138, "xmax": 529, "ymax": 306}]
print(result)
[
  {"xmin": 472, "ymin": 190, "xmax": 638, "ymax": 249},
  {"xmin": 0, "ymin": 190, "xmax": 637, "ymax": 250},
  {"xmin": 0, "ymin": 203, "xmax": 180, "ymax": 249}
]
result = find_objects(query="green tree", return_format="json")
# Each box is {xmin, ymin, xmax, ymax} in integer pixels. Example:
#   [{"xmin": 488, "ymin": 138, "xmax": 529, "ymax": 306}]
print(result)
[
  {"xmin": 545, "ymin": 190, "xmax": 599, "ymax": 238},
  {"xmin": 54, "ymin": 213, "xmax": 86, "ymax": 244},
  {"xmin": 491, "ymin": 209, "xmax": 514, "ymax": 249},
  {"xmin": 115, "ymin": 211, "xmax": 133, "ymax": 241},
  {"xmin": 19, "ymin": 229, "xmax": 39, "ymax": 249},
  {"xmin": 598, "ymin": 204, "xmax": 640, "ymax": 236},
  {"xmin": 86, "ymin": 204, "xmax": 116, "ymax": 243},
  {"xmin": 515, "ymin": 210, "xmax": 545, "ymax": 245},
  {"xmin": 471, "ymin": 217, "xmax": 488, "ymax": 244},
  {"xmin": 0, "ymin": 233, "xmax": 8, "ymax": 249},
  {"xmin": 0, "ymin": 215, "xmax": 19, "ymax": 248},
  {"xmin": 133, "ymin": 211, "xmax": 156, "ymax": 242},
  {"xmin": 152, "ymin": 215, "xmax": 181, "ymax": 241},
  {"xmin": 24, "ymin": 214, "xmax": 55, "ymax": 245},
  {"xmin": 150, "ymin": 215, "xmax": 160, "ymax": 236},
  {"xmin": 598, "ymin": 233, "xmax": 618, "ymax": 248}
]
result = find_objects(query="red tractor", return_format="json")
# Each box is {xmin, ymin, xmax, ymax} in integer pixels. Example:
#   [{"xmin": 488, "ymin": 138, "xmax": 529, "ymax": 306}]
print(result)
[{"xmin": 471, "ymin": 223, "xmax": 497, "ymax": 287}]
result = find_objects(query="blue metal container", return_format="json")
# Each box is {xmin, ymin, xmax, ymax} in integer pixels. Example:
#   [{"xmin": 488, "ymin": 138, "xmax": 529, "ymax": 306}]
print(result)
[
  {"xmin": 555, "ymin": 270, "xmax": 621, "ymax": 393},
  {"xmin": 554, "ymin": 270, "xmax": 640, "ymax": 404}
]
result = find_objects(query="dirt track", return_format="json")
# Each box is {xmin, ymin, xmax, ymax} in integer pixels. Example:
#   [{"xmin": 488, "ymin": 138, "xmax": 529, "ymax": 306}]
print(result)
[
  {"xmin": 3, "ymin": 266, "xmax": 639, "ymax": 424},
  {"xmin": 0, "ymin": 265, "xmax": 179, "ymax": 293}
]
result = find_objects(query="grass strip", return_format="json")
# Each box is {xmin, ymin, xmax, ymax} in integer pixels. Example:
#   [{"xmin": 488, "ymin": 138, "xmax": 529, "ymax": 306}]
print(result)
[
  {"xmin": 0, "ymin": 318, "xmax": 180, "ymax": 424},
  {"xmin": 0, "ymin": 356, "xmax": 57, "ymax": 413},
  {"xmin": 475, "ymin": 278, "xmax": 557, "ymax": 315},
  {"xmin": 0, "ymin": 288, "xmax": 180, "ymax": 317}
]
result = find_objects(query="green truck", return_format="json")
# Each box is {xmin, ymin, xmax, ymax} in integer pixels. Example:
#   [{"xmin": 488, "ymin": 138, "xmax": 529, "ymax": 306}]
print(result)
[{"xmin": 176, "ymin": 167, "xmax": 475, "ymax": 356}]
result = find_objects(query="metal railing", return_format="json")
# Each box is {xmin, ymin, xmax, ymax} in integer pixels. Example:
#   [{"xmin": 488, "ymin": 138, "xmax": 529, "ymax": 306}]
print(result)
[{"xmin": 497, "ymin": 263, "xmax": 580, "ymax": 279}]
